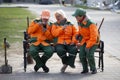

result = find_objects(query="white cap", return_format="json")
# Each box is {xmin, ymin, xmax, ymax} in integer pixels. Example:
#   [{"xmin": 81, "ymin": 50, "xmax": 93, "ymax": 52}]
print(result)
[{"xmin": 54, "ymin": 9, "xmax": 66, "ymax": 18}]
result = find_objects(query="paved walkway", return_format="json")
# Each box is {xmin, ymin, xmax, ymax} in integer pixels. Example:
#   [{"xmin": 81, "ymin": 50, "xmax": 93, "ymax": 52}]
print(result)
[
  {"xmin": 0, "ymin": 51, "xmax": 120, "ymax": 80},
  {"xmin": 0, "ymin": 3, "xmax": 120, "ymax": 80}
]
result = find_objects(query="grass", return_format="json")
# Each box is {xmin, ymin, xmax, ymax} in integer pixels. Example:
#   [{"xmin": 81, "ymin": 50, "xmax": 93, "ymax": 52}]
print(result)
[
  {"xmin": 0, "ymin": 7, "xmax": 35, "ymax": 48},
  {"xmin": 74, "ymin": 5, "xmax": 99, "ymax": 10}
]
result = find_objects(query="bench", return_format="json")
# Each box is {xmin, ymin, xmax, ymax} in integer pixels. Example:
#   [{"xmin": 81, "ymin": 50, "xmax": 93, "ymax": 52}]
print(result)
[{"xmin": 23, "ymin": 32, "xmax": 104, "ymax": 72}]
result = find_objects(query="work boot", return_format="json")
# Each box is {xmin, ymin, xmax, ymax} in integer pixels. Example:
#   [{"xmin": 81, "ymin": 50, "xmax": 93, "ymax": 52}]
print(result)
[
  {"xmin": 34, "ymin": 65, "xmax": 39, "ymax": 72},
  {"xmin": 68, "ymin": 54, "xmax": 77, "ymax": 68},
  {"xmin": 81, "ymin": 70, "xmax": 89, "ymax": 74},
  {"xmin": 91, "ymin": 69, "xmax": 97, "ymax": 74},
  {"xmin": 61, "ymin": 64, "xmax": 68, "ymax": 73},
  {"xmin": 42, "ymin": 65, "xmax": 49, "ymax": 73}
]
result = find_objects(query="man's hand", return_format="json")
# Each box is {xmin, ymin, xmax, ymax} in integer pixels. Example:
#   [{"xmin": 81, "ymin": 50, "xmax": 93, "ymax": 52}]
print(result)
[
  {"xmin": 70, "ymin": 42, "xmax": 75, "ymax": 46},
  {"xmin": 43, "ymin": 24, "xmax": 47, "ymax": 29},
  {"xmin": 75, "ymin": 35, "xmax": 80, "ymax": 40},
  {"xmin": 29, "ymin": 37, "xmax": 37, "ymax": 43},
  {"xmin": 42, "ymin": 28, "xmax": 47, "ymax": 32},
  {"xmin": 62, "ymin": 25, "xmax": 66, "ymax": 30},
  {"xmin": 42, "ymin": 24, "xmax": 47, "ymax": 32}
]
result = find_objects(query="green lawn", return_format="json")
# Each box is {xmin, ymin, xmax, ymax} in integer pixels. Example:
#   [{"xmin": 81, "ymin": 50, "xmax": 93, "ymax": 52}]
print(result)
[
  {"xmin": 74, "ymin": 5, "xmax": 99, "ymax": 10},
  {"xmin": 0, "ymin": 7, "xmax": 35, "ymax": 47}
]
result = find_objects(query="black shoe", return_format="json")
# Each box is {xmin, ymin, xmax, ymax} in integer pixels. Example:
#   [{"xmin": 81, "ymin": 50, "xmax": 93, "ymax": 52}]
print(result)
[
  {"xmin": 34, "ymin": 65, "xmax": 39, "ymax": 72},
  {"xmin": 91, "ymin": 69, "xmax": 97, "ymax": 74},
  {"xmin": 61, "ymin": 64, "xmax": 68, "ymax": 73},
  {"xmin": 81, "ymin": 70, "xmax": 88, "ymax": 74},
  {"xmin": 42, "ymin": 65, "xmax": 49, "ymax": 73}
]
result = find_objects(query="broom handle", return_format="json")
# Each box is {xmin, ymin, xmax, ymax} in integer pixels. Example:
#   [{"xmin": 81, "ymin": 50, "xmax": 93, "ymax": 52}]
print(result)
[
  {"xmin": 4, "ymin": 38, "xmax": 7, "ymax": 66},
  {"xmin": 98, "ymin": 18, "xmax": 104, "ymax": 32},
  {"xmin": 26, "ymin": 16, "xmax": 29, "ymax": 32}
]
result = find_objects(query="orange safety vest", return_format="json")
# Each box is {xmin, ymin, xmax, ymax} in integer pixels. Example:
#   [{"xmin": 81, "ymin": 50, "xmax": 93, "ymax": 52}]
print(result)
[
  {"xmin": 78, "ymin": 19, "xmax": 99, "ymax": 48},
  {"xmin": 27, "ymin": 19, "xmax": 53, "ymax": 46},
  {"xmin": 51, "ymin": 21, "xmax": 77, "ymax": 45}
]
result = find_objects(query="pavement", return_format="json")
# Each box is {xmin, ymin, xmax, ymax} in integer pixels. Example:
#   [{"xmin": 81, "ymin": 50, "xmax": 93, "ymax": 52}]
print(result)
[{"xmin": 0, "ymin": 3, "xmax": 120, "ymax": 80}]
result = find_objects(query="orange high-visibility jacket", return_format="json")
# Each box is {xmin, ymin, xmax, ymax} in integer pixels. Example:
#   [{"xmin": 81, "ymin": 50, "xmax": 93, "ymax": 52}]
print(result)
[
  {"xmin": 27, "ymin": 19, "xmax": 53, "ymax": 46},
  {"xmin": 51, "ymin": 21, "xmax": 77, "ymax": 45},
  {"xmin": 78, "ymin": 20, "xmax": 99, "ymax": 48}
]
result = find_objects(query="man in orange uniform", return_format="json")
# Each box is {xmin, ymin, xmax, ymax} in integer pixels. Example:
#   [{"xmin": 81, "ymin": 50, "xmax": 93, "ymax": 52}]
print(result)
[
  {"xmin": 72, "ymin": 8, "xmax": 99, "ymax": 74},
  {"xmin": 27, "ymin": 10, "xmax": 53, "ymax": 73},
  {"xmin": 51, "ymin": 10, "xmax": 78, "ymax": 73}
]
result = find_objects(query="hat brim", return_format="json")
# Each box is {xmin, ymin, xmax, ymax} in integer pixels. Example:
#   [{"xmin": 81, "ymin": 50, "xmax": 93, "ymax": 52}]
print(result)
[
  {"xmin": 41, "ymin": 16, "xmax": 49, "ymax": 19},
  {"xmin": 72, "ymin": 14, "xmax": 76, "ymax": 16}
]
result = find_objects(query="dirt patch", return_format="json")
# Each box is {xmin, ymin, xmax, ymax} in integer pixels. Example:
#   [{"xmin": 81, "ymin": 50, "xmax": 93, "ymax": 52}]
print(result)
[{"xmin": 0, "ymin": 42, "xmax": 23, "ymax": 65}]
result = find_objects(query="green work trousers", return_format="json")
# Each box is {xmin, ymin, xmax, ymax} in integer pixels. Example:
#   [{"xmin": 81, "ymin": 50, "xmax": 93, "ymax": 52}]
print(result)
[
  {"xmin": 79, "ymin": 43, "xmax": 98, "ymax": 71},
  {"xmin": 29, "ymin": 44, "xmax": 54, "ymax": 68},
  {"xmin": 55, "ymin": 44, "xmax": 77, "ymax": 68}
]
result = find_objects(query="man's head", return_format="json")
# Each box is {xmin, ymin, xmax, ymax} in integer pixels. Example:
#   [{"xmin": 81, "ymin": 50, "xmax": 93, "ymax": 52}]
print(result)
[
  {"xmin": 41, "ymin": 10, "xmax": 50, "ymax": 24},
  {"xmin": 72, "ymin": 8, "xmax": 86, "ymax": 22},
  {"xmin": 54, "ymin": 9, "xmax": 66, "ymax": 23}
]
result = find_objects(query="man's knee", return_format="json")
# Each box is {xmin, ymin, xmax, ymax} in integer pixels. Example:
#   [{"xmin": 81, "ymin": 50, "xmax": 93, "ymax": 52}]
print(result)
[
  {"xmin": 29, "ymin": 46, "xmax": 39, "ymax": 57},
  {"xmin": 69, "ymin": 46, "xmax": 78, "ymax": 55},
  {"xmin": 29, "ymin": 48, "xmax": 35, "ymax": 54},
  {"xmin": 86, "ymin": 53, "xmax": 94, "ymax": 59},
  {"xmin": 44, "ymin": 46, "xmax": 54, "ymax": 57},
  {"xmin": 55, "ymin": 45, "xmax": 64, "ymax": 53}
]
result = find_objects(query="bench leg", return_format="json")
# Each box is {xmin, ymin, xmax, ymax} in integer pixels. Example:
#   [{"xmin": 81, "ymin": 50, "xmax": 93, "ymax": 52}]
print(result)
[
  {"xmin": 24, "ymin": 54, "xmax": 27, "ymax": 72},
  {"xmin": 101, "ymin": 52, "xmax": 104, "ymax": 71},
  {"xmin": 98, "ymin": 52, "xmax": 104, "ymax": 71},
  {"xmin": 98, "ymin": 52, "xmax": 101, "ymax": 69},
  {"xmin": 101, "ymin": 41, "xmax": 104, "ymax": 71},
  {"xmin": 98, "ymin": 40, "xmax": 104, "ymax": 71},
  {"xmin": 23, "ymin": 51, "xmax": 27, "ymax": 72},
  {"xmin": 23, "ymin": 41, "xmax": 27, "ymax": 72}
]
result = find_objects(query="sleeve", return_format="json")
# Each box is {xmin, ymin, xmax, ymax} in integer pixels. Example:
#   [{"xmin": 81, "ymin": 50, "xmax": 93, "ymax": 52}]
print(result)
[
  {"xmin": 77, "ymin": 26, "xmax": 85, "ymax": 46},
  {"xmin": 51, "ymin": 24, "xmax": 63, "ymax": 37},
  {"xmin": 86, "ymin": 24, "xmax": 98, "ymax": 48},
  {"xmin": 27, "ymin": 21, "xmax": 39, "ymax": 35},
  {"xmin": 44, "ymin": 26, "xmax": 53, "ymax": 40},
  {"xmin": 71, "ymin": 25, "xmax": 78, "ymax": 43}
]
